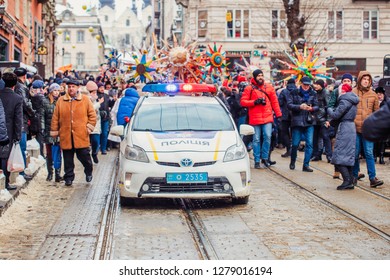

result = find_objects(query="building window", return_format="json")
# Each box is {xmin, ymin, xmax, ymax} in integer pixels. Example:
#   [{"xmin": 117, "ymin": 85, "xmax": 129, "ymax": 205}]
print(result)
[
  {"xmin": 14, "ymin": 48, "xmax": 21, "ymax": 62},
  {"xmin": 126, "ymin": 19, "xmax": 130, "ymax": 26},
  {"xmin": 328, "ymin": 11, "xmax": 343, "ymax": 40},
  {"xmin": 363, "ymin": 11, "xmax": 378, "ymax": 40},
  {"xmin": 77, "ymin": 31, "xmax": 85, "ymax": 43},
  {"xmin": 125, "ymin": 34, "xmax": 130, "ymax": 45},
  {"xmin": 63, "ymin": 53, "xmax": 71, "ymax": 66},
  {"xmin": 76, "ymin": 52, "xmax": 85, "ymax": 67},
  {"xmin": 272, "ymin": 10, "xmax": 287, "ymax": 39},
  {"xmin": 198, "ymin": 10, "xmax": 208, "ymax": 38},
  {"xmin": 0, "ymin": 38, "xmax": 9, "ymax": 61},
  {"xmin": 105, "ymin": 15, "xmax": 108, "ymax": 22},
  {"xmin": 63, "ymin": 31, "xmax": 71, "ymax": 43},
  {"xmin": 226, "ymin": 10, "xmax": 249, "ymax": 39}
]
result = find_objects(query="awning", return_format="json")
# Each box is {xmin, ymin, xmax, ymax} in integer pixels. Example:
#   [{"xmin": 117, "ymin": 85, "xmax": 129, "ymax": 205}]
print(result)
[{"xmin": 0, "ymin": 61, "xmax": 38, "ymax": 74}]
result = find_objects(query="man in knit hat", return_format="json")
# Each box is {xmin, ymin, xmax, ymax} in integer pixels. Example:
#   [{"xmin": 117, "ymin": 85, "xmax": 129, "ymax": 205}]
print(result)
[
  {"xmin": 240, "ymin": 69, "xmax": 282, "ymax": 169},
  {"xmin": 311, "ymin": 79, "xmax": 332, "ymax": 163},
  {"xmin": 352, "ymin": 71, "xmax": 383, "ymax": 188}
]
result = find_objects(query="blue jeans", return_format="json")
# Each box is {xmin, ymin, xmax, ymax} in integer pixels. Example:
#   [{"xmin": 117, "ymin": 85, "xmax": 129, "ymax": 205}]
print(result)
[
  {"xmin": 291, "ymin": 126, "xmax": 314, "ymax": 167},
  {"xmin": 353, "ymin": 133, "xmax": 376, "ymax": 180},
  {"xmin": 19, "ymin": 132, "xmax": 27, "ymax": 175},
  {"xmin": 100, "ymin": 120, "xmax": 109, "ymax": 153},
  {"xmin": 253, "ymin": 123, "xmax": 272, "ymax": 163},
  {"xmin": 90, "ymin": 134, "xmax": 100, "ymax": 155}
]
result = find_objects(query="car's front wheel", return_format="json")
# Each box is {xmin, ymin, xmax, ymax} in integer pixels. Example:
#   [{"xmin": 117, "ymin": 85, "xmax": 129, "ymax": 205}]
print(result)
[{"xmin": 232, "ymin": 196, "xmax": 249, "ymax": 205}]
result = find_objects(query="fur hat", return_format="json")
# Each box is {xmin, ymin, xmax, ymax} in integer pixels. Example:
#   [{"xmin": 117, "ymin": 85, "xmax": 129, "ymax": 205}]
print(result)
[{"xmin": 14, "ymin": 67, "xmax": 27, "ymax": 77}]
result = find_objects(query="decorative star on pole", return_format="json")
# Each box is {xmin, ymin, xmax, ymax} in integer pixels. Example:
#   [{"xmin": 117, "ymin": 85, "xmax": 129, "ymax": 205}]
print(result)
[
  {"xmin": 274, "ymin": 42, "xmax": 337, "ymax": 82},
  {"xmin": 205, "ymin": 42, "xmax": 228, "ymax": 75},
  {"xmin": 130, "ymin": 50, "xmax": 156, "ymax": 83}
]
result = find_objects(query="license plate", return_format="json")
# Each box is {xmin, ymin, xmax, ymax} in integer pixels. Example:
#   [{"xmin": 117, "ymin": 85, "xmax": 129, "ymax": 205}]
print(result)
[{"xmin": 166, "ymin": 172, "xmax": 208, "ymax": 183}]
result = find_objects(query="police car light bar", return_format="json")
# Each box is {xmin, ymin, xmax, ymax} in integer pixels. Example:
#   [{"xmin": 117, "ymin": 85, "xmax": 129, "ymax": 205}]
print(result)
[{"xmin": 142, "ymin": 83, "xmax": 216, "ymax": 94}]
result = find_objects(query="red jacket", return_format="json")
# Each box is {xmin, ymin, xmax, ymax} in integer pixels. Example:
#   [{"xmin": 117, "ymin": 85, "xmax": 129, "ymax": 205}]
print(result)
[{"xmin": 240, "ymin": 78, "xmax": 282, "ymax": 125}]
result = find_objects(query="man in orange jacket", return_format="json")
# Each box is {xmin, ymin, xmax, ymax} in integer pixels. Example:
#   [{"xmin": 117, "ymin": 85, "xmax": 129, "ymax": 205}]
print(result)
[{"xmin": 240, "ymin": 69, "xmax": 282, "ymax": 169}]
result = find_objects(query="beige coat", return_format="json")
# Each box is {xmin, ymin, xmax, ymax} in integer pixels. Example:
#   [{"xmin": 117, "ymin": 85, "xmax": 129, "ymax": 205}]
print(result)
[
  {"xmin": 50, "ymin": 92, "xmax": 96, "ymax": 150},
  {"xmin": 352, "ymin": 71, "xmax": 380, "ymax": 133}
]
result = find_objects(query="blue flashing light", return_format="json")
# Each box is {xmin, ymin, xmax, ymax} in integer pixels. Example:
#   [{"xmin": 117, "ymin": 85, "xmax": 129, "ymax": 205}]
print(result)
[
  {"xmin": 165, "ymin": 84, "xmax": 178, "ymax": 92},
  {"xmin": 142, "ymin": 83, "xmax": 216, "ymax": 94}
]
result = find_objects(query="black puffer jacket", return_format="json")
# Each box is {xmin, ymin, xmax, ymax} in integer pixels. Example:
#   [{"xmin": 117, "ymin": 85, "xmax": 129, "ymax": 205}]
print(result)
[
  {"xmin": 314, "ymin": 88, "xmax": 330, "ymax": 125},
  {"xmin": 14, "ymin": 80, "xmax": 35, "ymax": 133},
  {"xmin": 362, "ymin": 98, "xmax": 390, "ymax": 142},
  {"xmin": 0, "ymin": 98, "xmax": 8, "ymax": 144},
  {"xmin": 287, "ymin": 87, "xmax": 319, "ymax": 127},
  {"xmin": 278, "ymin": 83, "xmax": 297, "ymax": 121},
  {"xmin": 42, "ymin": 96, "xmax": 58, "ymax": 144},
  {"xmin": 97, "ymin": 92, "xmax": 111, "ymax": 122},
  {"xmin": 30, "ymin": 94, "xmax": 45, "ymax": 135},
  {"xmin": 0, "ymin": 88, "xmax": 23, "ymax": 159}
]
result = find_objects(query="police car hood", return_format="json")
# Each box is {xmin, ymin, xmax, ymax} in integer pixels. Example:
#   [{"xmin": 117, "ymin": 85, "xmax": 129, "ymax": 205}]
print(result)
[{"xmin": 130, "ymin": 131, "xmax": 240, "ymax": 152}]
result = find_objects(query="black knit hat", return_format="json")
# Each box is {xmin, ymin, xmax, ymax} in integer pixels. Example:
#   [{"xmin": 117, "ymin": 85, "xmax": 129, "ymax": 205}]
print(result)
[
  {"xmin": 252, "ymin": 69, "xmax": 263, "ymax": 79},
  {"xmin": 314, "ymin": 79, "xmax": 325, "ymax": 88}
]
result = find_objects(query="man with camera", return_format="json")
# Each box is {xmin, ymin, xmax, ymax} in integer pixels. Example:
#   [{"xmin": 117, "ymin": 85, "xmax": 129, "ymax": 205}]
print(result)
[
  {"xmin": 287, "ymin": 76, "xmax": 319, "ymax": 172},
  {"xmin": 240, "ymin": 69, "xmax": 282, "ymax": 169}
]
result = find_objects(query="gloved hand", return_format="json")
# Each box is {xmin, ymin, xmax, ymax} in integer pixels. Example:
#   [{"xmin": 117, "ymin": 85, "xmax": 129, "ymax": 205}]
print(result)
[
  {"xmin": 254, "ymin": 98, "xmax": 263, "ymax": 105},
  {"xmin": 0, "ymin": 138, "xmax": 10, "ymax": 146}
]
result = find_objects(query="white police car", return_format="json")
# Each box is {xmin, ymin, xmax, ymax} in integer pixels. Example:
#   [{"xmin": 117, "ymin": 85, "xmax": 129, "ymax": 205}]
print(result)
[{"xmin": 110, "ymin": 83, "xmax": 254, "ymax": 205}]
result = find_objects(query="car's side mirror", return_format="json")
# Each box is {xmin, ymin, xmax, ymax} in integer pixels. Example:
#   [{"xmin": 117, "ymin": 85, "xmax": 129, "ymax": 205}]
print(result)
[
  {"xmin": 239, "ymin": 124, "xmax": 255, "ymax": 136},
  {"xmin": 110, "ymin": 125, "xmax": 124, "ymax": 136}
]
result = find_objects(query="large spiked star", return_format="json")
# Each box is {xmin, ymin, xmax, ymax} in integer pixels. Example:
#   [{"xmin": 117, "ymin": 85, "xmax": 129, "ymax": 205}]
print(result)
[
  {"xmin": 205, "ymin": 43, "xmax": 228, "ymax": 74},
  {"xmin": 274, "ymin": 43, "xmax": 337, "ymax": 82},
  {"xmin": 131, "ymin": 51, "xmax": 156, "ymax": 83}
]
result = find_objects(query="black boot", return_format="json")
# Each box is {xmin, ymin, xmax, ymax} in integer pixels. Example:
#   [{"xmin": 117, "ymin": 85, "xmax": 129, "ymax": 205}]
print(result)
[
  {"xmin": 337, "ymin": 166, "xmax": 354, "ymax": 190},
  {"xmin": 267, "ymin": 151, "xmax": 276, "ymax": 166},
  {"xmin": 46, "ymin": 171, "xmax": 53, "ymax": 181},
  {"xmin": 289, "ymin": 160, "xmax": 295, "ymax": 170},
  {"xmin": 46, "ymin": 158, "xmax": 53, "ymax": 181},
  {"xmin": 281, "ymin": 149, "xmax": 291, "ymax": 157},
  {"xmin": 379, "ymin": 153, "xmax": 385, "ymax": 164},
  {"xmin": 55, "ymin": 169, "xmax": 64, "ymax": 182}
]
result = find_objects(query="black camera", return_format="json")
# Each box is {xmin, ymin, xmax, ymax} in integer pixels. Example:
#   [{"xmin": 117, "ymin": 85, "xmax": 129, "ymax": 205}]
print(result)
[{"xmin": 255, "ymin": 97, "xmax": 266, "ymax": 105}]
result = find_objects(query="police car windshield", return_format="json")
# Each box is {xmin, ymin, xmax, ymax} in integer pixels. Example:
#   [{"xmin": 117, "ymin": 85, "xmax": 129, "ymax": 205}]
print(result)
[{"xmin": 133, "ymin": 103, "xmax": 235, "ymax": 132}]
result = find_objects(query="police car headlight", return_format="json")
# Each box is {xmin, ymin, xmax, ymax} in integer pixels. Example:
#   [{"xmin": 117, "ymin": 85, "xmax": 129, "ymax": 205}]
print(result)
[
  {"xmin": 223, "ymin": 144, "xmax": 246, "ymax": 162},
  {"xmin": 125, "ymin": 145, "xmax": 149, "ymax": 162}
]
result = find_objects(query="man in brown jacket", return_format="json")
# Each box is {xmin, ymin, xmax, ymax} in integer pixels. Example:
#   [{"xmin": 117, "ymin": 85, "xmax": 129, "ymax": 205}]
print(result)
[
  {"xmin": 352, "ymin": 71, "xmax": 383, "ymax": 188},
  {"xmin": 51, "ymin": 79, "xmax": 97, "ymax": 186}
]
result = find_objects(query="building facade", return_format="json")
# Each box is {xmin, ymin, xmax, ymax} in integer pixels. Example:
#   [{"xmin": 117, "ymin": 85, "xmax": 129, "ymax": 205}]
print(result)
[
  {"xmin": 55, "ymin": 4, "xmax": 106, "ymax": 76},
  {"xmin": 98, "ymin": 2, "xmax": 152, "ymax": 50},
  {"xmin": 177, "ymin": 0, "xmax": 390, "ymax": 79},
  {"xmin": 0, "ymin": 0, "xmax": 58, "ymax": 77}
]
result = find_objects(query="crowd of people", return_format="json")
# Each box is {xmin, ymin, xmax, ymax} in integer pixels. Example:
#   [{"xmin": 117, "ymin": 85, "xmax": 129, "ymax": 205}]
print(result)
[
  {"xmin": 217, "ymin": 69, "xmax": 389, "ymax": 191},
  {"xmin": 0, "ymin": 66, "xmax": 388, "ymax": 192},
  {"xmin": 0, "ymin": 68, "xmax": 139, "ymax": 189}
]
